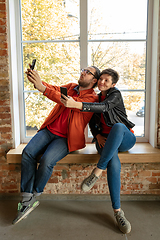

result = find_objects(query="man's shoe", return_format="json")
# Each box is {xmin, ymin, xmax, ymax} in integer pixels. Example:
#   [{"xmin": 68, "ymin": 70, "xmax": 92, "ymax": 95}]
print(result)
[
  {"xmin": 81, "ymin": 168, "xmax": 99, "ymax": 192},
  {"xmin": 114, "ymin": 209, "xmax": 131, "ymax": 234},
  {"xmin": 12, "ymin": 196, "xmax": 39, "ymax": 225}
]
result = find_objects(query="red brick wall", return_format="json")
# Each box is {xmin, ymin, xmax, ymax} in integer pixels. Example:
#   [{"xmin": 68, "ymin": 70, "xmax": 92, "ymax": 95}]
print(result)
[
  {"xmin": 1, "ymin": 163, "xmax": 160, "ymax": 195},
  {"xmin": 0, "ymin": 0, "xmax": 160, "ymax": 195},
  {"xmin": 0, "ymin": 0, "xmax": 15, "ymax": 193},
  {"xmin": 158, "ymin": 4, "xmax": 160, "ymax": 147},
  {"xmin": 45, "ymin": 164, "xmax": 160, "ymax": 195}
]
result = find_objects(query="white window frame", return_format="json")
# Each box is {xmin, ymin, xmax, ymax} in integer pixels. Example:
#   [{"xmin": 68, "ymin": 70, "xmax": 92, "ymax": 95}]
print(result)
[{"xmin": 8, "ymin": 0, "xmax": 159, "ymax": 148}]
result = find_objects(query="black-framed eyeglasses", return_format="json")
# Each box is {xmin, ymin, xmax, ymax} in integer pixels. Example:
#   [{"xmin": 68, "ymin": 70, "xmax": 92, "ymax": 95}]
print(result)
[{"xmin": 81, "ymin": 69, "xmax": 96, "ymax": 78}]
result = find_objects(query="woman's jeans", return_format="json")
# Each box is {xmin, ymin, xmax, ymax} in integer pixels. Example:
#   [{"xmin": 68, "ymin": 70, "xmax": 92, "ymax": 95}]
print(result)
[
  {"xmin": 95, "ymin": 123, "xmax": 136, "ymax": 210},
  {"xmin": 21, "ymin": 128, "xmax": 69, "ymax": 194}
]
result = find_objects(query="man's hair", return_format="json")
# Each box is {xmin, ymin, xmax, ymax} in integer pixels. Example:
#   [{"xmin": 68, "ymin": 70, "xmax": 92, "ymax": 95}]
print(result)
[
  {"xmin": 100, "ymin": 68, "xmax": 119, "ymax": 84},
  {"xmin": 91, "ymin": 66, "xmax": 101, "ymax": 88}
]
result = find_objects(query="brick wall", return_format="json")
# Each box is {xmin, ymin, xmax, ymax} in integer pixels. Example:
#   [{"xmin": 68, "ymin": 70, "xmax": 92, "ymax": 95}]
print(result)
[
  {"xmin": 0, "ymin": 0, "xmax": 15, "ymax": 193},
  {"xmin": 158, "ymin": 4, "xmax": 160, "ymax": 147},
  {"xmin": 44, "ymin": 164, "xmax": 160, "ymax": 195},
  {"xmin": 0, "ymin": 0, "xmax": 160, "ymax": 195},
  {"xmin": 1, "ymin": 163, "xmax": 160, "ymax": 195}
]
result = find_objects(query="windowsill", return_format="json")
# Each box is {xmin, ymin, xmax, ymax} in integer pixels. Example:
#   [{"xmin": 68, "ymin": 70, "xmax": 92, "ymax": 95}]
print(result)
[{"xmin": 7, "ymin": 143, "xmax": 160, "ymax": 164}]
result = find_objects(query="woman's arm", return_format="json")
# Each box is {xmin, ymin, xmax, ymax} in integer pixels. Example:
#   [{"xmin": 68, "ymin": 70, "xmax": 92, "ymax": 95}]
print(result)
[
  {"xmin": 82, "ymin": 91, "xmax": 121, "ymax": 113},
  {"xmin": 61, "ymin": 90, "xmax": 121, "ymax": 113}
]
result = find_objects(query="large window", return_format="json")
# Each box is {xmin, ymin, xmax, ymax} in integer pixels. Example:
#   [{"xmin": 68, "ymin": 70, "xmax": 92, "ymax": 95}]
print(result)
[{"xmin": 18, "ymin": 0, "xmax": 148, "ymax": 142}]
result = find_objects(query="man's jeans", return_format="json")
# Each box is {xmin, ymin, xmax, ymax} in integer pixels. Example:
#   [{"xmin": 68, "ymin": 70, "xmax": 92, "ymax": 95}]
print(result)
[
  {"xmin": 21, "ymin": 128, "xmax": 69, "ymax": 194},
  {"xmin": 95, "ymin": 123, "xmax": 136, "ymax": 210}
]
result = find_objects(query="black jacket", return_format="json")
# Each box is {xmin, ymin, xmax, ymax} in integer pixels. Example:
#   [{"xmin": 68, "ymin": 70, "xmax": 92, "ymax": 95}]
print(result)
[{"xmin": 82, "ymin": 87, "xmax": 135, "ymax": 138}]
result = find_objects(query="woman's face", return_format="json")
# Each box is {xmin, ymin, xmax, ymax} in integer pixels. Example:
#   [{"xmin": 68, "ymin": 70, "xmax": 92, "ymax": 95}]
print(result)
[{"xmin": 98, "ymin": 74, "xmax": 116, "ymax": 93}]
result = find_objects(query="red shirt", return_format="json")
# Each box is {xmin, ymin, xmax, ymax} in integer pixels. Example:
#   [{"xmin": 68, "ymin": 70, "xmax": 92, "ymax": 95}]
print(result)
[
  {"xmin": 47, "ymin": 91, "xmax": 79, "ymax": 138},
  {"xmin": 100, "ymin": 95, "xmax": 112, "ymax": 134}
]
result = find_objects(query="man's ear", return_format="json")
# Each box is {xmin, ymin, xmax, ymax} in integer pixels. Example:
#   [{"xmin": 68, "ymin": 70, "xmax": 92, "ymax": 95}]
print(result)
[
  {"xmin": 112, "ymin": 83, "xmax": 116, "ymax": 88},
  {"xmin": 93, "ymin": 78, "xmax": 97, "ymax": 85}
]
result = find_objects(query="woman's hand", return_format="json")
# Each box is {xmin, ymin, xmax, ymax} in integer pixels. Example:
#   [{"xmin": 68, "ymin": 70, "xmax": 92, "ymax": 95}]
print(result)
[
  {"xmin": 96, "ymin": 134, "xmax": 107, "ymax": 148},
  {"xmin": 25, "ymin": 66, "xmax": 46, "ymax": 93},
  {"xmin": 61, "ymin": 95, "xmax": 83, "ymax": 109}
]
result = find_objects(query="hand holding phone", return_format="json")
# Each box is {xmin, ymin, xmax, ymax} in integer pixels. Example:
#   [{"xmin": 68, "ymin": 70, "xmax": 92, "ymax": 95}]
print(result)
[{"xmin": 60, "ymin": 87, "xmax": 68, "ymax": 99}]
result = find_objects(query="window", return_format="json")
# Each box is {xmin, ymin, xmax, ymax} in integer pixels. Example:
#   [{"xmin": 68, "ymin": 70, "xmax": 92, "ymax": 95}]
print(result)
[{"xmin": 8, "ymin": 0, "xmax": 159, "ymax": 147}]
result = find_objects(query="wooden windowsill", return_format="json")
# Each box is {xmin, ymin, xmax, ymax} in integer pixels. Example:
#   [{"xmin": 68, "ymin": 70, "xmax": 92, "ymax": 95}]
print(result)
[{"xmin": 7, "ymin": 143, "xmax": 160, "ymax": 164}]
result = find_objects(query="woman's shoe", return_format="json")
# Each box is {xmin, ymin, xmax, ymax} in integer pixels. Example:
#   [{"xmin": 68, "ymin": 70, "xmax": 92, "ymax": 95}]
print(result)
[
  {"xmin": 114, "ymin": 209, "xmax": 131, "ymax": 234},
  {"xmin": 81, "ymin": 168, "xmax": 99, "ymax": 192}
]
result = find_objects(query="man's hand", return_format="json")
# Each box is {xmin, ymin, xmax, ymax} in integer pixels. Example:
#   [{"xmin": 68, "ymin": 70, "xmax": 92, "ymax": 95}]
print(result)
[
  {"xmin": 25, "ymin": 66, "xmax": 46, "ymax": 93},
  {"xmin": 96, "ymin": 134, "xmax": 107, "ymax": 148},
  {"xmin": 60, "ymin": 95, "xmax": 83, "ymax": 109}
]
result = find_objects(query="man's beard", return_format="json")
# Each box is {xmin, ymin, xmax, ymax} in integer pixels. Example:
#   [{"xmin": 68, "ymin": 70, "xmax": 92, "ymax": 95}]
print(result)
[{"xmin": 78, "ymin": 78, "xmax": 90, "ymax": 88}]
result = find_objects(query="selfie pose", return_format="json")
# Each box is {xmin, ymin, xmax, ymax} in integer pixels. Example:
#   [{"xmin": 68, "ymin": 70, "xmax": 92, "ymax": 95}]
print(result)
[
  {"xmin": 12, "ymin": 65, "xmax": 100, "ymax": 224},
  {"xmin": 61, "ymin": 68, "xmax": 136, "ymax": 234}
]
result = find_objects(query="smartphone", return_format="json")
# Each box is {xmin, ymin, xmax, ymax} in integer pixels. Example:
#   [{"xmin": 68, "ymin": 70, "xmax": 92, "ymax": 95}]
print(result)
[
  {"xmin": 30, "ymin": 59, "xmax": 36, "ymax": 70},
  {"xmin": 60, "ymin": 87, "xmax": 68, "ymax": 99}
]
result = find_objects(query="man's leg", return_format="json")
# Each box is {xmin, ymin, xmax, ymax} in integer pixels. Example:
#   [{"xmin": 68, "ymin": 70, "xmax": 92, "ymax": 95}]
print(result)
[
  {"xmin": 21, "ymin": 128, "xmax": 56, "ymax": 193},
  {"xmin": 13, "ymin": 128, "xmax": 58, "ymax": 224},
  {"xmin": 34, "ymin": 135, "xmax": 69, "ymax": 193}
]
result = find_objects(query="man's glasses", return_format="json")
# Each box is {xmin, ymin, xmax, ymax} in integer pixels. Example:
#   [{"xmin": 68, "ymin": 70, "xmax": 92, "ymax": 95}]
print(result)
[{"xmin": 81, "ymin": 69, "xmax": 96, "ymax": 78}]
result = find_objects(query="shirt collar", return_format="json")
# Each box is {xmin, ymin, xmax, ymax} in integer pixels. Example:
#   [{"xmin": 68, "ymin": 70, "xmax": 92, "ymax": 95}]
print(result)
[{"xmin": 73, "ymin": 85, "xmax": 80, "ymax": 95}]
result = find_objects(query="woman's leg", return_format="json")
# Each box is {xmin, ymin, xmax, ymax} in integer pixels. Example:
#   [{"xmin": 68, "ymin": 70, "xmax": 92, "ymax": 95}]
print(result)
[
  {"xmin": 81, "ymin": 123, "xmax": 136, "ymax": 194},
  {"xmin": 106, "ymin": 151, "xmax": 121, "ymax": 210},
  {"xmin": 97, "ymin": 123, "xmax": 136, "ymax": 170},
  {"xmin": 95, "ymin": 126, "xmax": 132, "ymax": 233}
]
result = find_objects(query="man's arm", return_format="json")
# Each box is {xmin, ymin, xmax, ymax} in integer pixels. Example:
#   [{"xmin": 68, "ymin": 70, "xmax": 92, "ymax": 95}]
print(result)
[
  {"xmin": 26, "ymin": 68, "xmax": 75, "ymax": 104},
  {"xmin": 26, "ymin": 69, "xmax": 46, "ymax": 93},
  {"xmin": 61, "ymin": 95, "xmax": 83, "ymax": 109}
]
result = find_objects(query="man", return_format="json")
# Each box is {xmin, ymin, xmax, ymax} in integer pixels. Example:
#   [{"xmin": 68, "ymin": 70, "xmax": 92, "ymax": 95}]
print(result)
[{"xmin": 12, "ymin": 66, "xmax": 100, "ymax": 224}]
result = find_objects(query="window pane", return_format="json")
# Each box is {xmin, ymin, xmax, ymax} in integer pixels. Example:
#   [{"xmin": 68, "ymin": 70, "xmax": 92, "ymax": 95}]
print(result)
[
  {"xmin": 88, "ymin": 0, "xmax": 148, "ymax": 40},
  {"xmin": 23, "ymin": 42, "xmax": 80, "ymax": 91},
  {"xmin": 24, "ymin": 92, "xmax": 55, "ymax": 137},
  {"xmin": 21, "ymin": 0, "xmax": 80, "ymax": 41},
  {"xmin": 122, "ymin": 91, "xmax": 145, "ymax": 137},
  {"xmin": 88, "ymin": 41, "xmax": 146, "ymax": 91},
  {"xmin": 88, "ymin": 91, "xmax": 145, "ymax": 139}
]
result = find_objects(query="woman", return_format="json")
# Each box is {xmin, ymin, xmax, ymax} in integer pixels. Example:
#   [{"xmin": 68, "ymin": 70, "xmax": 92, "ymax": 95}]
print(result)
[{"xmin": 61, "ymin": 68, "xmax": 136, "ymax": 234}]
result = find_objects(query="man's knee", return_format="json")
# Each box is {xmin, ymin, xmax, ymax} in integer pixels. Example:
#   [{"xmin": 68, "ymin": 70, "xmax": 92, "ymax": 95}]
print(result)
[{"xmin": 21, "ymin": 144, "xmax": 37, "ymax": 165}]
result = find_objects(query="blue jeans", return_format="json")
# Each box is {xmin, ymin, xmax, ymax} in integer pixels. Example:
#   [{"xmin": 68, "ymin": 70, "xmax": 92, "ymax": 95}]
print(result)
[
  {"xmin": 95, "ymin": 123, "xmax": 136, "ymax": 209},
  {"xmin": 21, "ymin": 128, "xmax": 69, "ymax": 193}
]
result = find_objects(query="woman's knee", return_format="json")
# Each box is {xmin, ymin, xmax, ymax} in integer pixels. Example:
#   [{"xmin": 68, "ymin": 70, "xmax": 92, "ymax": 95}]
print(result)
[{"xmin": 112, "ymin": 123, "xmax": 126, "ymax": 132}]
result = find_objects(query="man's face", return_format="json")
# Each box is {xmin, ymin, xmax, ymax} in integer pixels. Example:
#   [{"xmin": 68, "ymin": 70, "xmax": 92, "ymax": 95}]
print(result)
[{"xmin": 78, "ymin": 67, "xmax": 97, "ymax": 88}]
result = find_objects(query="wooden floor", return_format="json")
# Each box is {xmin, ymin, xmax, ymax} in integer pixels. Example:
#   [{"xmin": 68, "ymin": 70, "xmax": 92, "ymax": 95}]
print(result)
[{"xmin": 7, "ymin": 143, "xmax": 160, "ymax": 164}]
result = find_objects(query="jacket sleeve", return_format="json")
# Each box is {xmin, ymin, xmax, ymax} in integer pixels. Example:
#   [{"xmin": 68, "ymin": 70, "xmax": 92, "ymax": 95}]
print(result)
[
  {"xmin": 67, "ymin": 94, "xmax": 98, "ymax": 113},
  {"xmin": 82, "ymin": 91, "xmax": 121, "ymax": 113},
  {"xmin": 42, "ymin": 82, "xmax": 73, "ymax": 105},
  {"xmin": 68, "ymin": 94, "xmax": 98, "ymax": 125}
]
